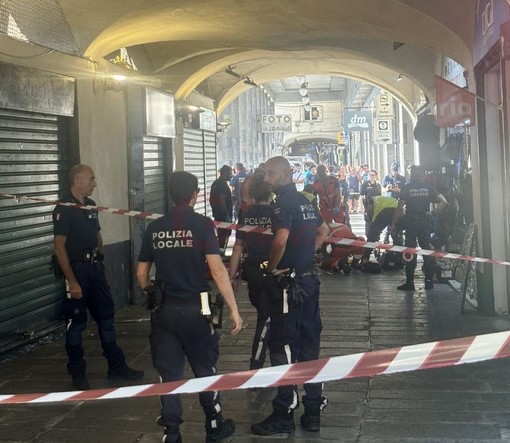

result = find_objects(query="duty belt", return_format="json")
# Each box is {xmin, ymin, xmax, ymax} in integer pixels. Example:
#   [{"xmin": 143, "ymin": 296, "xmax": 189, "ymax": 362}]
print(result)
[{"xmin": 69, "ymin": 248, "xmax": 103, "ymax": 264}]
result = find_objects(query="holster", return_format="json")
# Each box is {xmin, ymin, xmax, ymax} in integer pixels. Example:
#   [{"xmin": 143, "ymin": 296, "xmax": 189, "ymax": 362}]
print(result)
[
  {"xmin": 208, "ymin": 292, "xmax": 224, "ymax": 329},
  {"xmin": 144, "ymin": 282, "xmax": 163, "ymax": 311},
  {"xmin": 50, "ymin": 254, "xmax": 63, "ymax": 280}
]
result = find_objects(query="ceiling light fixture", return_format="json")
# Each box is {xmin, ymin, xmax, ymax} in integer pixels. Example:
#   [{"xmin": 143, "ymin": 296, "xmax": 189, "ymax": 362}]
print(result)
[
  {"xmin": 304, "ymin": 104, "xmax": 312, "ymax": 112},
  {"xmin": 299, "ymin": 84, "xmax": 308, "ymax": 96},
  {"xmin": 396, "ymin": 74, "xmax": 403, "ymax": 82},
  {"xmin": 302, "ymin": 96, "xmax": 310, "ymax": 104},
  {"xmin": 295, "ymin": 75, "xmax": 306, "ymax": 85}
]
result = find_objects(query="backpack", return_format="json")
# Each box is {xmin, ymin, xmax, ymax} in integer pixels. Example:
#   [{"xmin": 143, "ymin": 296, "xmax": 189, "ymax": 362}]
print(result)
[{"xmin": 378, "ymin": 251, "xmax": 404, "ymax": 270}]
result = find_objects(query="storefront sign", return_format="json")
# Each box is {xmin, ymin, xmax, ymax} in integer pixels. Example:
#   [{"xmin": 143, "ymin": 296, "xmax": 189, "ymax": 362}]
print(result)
[
  {"xmin": 0, "ymin": 62, "xmax": 75, "ymax": 116},
  {"xmin": 261, "ymin": 114, "xmax": 292, "ymax": 132},
  {"xmin": 435, "ymin": 75, "xmax": 476, "ymax": 127},
  {"xmin": 474, "ymin": 0, "xmax": 510, "ymax": 65},
  {"xmin": 343, "ymin": 110, "xmax": 372, "ymax": 131},
  {"xmin": 199, "ymin": 108, "xmax": 217, "ymax": 132},
  {"xmin": 145, "ymin": 88, "xmax": 176, "ymax": 138}
]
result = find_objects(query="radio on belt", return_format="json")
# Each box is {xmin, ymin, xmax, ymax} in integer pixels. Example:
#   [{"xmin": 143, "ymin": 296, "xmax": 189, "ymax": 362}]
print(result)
[{"xmin": 200, "ymin": 291, "xmax": 224, "ymax": 329}]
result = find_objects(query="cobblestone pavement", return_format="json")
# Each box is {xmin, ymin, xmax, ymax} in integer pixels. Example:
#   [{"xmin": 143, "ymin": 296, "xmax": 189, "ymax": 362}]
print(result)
[{"xmin": 1, "ymin": 215, "xmax": 510, "ymax": 442}]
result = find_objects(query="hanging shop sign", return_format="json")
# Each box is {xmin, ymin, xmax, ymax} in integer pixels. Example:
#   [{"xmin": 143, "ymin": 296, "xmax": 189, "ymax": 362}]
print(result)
[
  {"xmin": 199, "ymin": 108, "xmax": 217, "ymax": 132},
  {"xmin": 435, "ymin": 75, "xmax": 476, "ymax": 127},
  {"xmin": 261, "ymin": 114, "xmax": 292, "ymax": 132},
  {"xmin": 343, "ymin": 110, "xmax": 372, "ymax": 131}
]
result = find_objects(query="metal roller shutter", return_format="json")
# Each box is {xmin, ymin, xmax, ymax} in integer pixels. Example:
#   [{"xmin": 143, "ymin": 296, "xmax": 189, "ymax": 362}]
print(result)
[
  {"xmin": 0, "ymin": 108, "xmax": 69, "ymax": 351},
  {"xmin": 143, "ymin": 136, "xmax": 167, "ymax": 214},
  {"xmin": 203, "ymin": 131, "xmax": 217, "ymax": 218},
  {"xmin": 183, "ymin": 128, "xmax": 207, "ymax": 215}
]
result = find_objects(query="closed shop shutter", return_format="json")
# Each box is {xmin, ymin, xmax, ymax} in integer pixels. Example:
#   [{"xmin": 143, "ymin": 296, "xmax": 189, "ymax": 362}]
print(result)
[
  {"xmin": 143, "ymin": 136, "xmax": 168, "ymax": 214},
  {"xmin": 0, "ymin": 108, "xmax": 69, "ymax": 351},
  {"xmin": 203, "ymin": 131, "xmax": 217, "ymax": 218},
  {"xmin": 183, "ymin": 128, "xmax": 206, "ymax": 215}
]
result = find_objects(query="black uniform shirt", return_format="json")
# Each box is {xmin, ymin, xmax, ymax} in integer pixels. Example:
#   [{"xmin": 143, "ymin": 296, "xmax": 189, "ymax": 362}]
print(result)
[
  {"xmin": 400, "ymin": 180, "xmax": 439, "ymax": 214},
  {"xmin": 272, "ymin": 182, "xmax": 323, "ymax": 271},
  {"xmin": 209, "ymin": 178, "xmax": 233, "ymax": 220},
  {"xmin": 53, "ymin": 194, "xmax": 100, "ymax": 258},
  {"xmin": 138, "ymin": 204, "xmax": 220, "ymax": 298},
  {"xmin": 237, "ymin": 204, "xmax": 273, "ymax": 262}
]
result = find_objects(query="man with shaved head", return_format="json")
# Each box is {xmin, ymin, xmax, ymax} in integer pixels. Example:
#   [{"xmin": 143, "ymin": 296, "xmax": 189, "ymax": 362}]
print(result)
[
  {"xmin": 53, "ymin": 164, "xmax": 144, "ymax": 390},
  {"xmin": 251, "ymin": 156, "xmax": 329, "ymax": 435}
]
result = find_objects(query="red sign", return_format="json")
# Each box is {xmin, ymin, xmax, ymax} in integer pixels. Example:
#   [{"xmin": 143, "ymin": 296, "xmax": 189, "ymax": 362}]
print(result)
[{"xmin": 435, "ymin": 75, "xmax": 476, "ymax": 127}]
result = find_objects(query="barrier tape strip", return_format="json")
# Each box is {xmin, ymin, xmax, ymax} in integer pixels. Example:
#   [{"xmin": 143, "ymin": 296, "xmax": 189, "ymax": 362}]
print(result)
[
  {"xmin": 1, "ymin": 191, "xmax": 509, "ymax": 267},
  {"xmin": 1, "ymin": 330, "xmax": 509, "ymax": 405}
]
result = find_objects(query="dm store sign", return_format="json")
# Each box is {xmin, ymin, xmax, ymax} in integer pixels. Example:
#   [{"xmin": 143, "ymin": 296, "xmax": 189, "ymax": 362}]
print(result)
[{"xmin": 343, "ymin": 110, "xmax": 372, "ymax": 132}]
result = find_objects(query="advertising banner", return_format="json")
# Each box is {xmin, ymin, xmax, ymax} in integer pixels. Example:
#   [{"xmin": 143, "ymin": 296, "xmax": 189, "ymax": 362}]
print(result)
[{"xmin": 435, "ymin": 75, "xmax": 476, "ymax": 127}]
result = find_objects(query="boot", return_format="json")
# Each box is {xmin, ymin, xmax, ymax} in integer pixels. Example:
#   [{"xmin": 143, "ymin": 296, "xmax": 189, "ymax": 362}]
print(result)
[
  {"xmin": 107, "ymin": 364, "xmax": 144, "ymax": 380},
  {"xmin": 300, "ymin": 413, "xmax": 320, "ymax": 432},
  {"xmin": 205, "ymin": 417, "xmax": 235, "ymax": 443},
  {"xmin": 251, "ymin": 410, "xmax": 295, "ymax": 435},
  {"xmin": 425, "ymin": 279, "xmax": 434, "ymax": 290},
  {"xmin": 397, "ymin": 281, "xmax": 415, "ymax": 291},
  {"xmin": 71, "ymin": 373, "xmax": 90, "ymax": 390}
]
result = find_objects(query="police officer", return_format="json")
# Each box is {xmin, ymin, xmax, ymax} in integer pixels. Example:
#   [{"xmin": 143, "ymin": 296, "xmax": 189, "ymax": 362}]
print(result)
[
  {"xmin": 53, "ymin": 164, "xmax": 144, "ymax": 390},
  {"xmin": 229, "ymin": 168, "xmax": 273, "ymax": 370},
  {"xmin": 251, "ymin": 156, "xmax": 329, "ymax": 435},
  {"xmin": 390, "ymin": 165, "xmax": 447, "ymax": 291},
  {"xmin": 136, "ymin": 171, "xmax": 243, "ymax": 443}
]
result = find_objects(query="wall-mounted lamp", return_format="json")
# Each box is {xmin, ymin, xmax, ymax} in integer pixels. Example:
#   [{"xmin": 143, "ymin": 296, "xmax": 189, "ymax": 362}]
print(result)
[
  {"xmin": 396, "ymin": 74, "xmax": 403, "ymax": 82},
  {"xmin": 225, "ymin": 65, "xmax": 242, "ymax": 78},
  {"xmin": 243, "ymin": 76, "xmax": 258, "ymax": 87},
  {"xmin": 217, "ymin": 121, "xmax": 231, "ymax": 132}
]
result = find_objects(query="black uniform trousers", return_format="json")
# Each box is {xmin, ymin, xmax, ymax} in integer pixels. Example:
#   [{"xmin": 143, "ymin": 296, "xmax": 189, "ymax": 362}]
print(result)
[
  {"xmin": 244, "ymin": 261, "xmax": 272, "ymax": 369},
  {"xmin": 363, "ymin": 208, "xmax": 402, "ymax": 259},
  {"xmin": 150, "ymin": 297, "xmax": 222, "ymax": 429},
  {"xmin": 265, "ymin": 274, "xmax": 324, "ymax": 414},
  {"xmin": 404, "ymin": 215, "xmax": 434, "ymax": 281},
  {"xmin": 63, "ymin": 261, "xmax": 125, "ymax": 376}
]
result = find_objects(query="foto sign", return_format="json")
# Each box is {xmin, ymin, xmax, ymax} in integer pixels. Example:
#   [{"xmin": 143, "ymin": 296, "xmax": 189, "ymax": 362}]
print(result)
[
  {"xmin": 375, "ymin": 119, "xmax": 393, "ymax": 143},
  {"xmin": 261, "ymin": 114, "xmax": 292, "ymax": 132}
]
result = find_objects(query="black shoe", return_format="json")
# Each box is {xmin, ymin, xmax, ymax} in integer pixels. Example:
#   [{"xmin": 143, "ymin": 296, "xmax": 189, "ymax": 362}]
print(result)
[
  {"xmin": 205, "ymin": 418, "xmax": 235, "ymax": 443},
  {"xmin": 251, "ymin": 410, "xmax": 295, "ymax": 435},
  {"xmin": 300, "ymin": 414, "xmax": 320, "ymax": 432},
  {"xmin": 164, "ymin": 433, "xmax": 182, "ymax": 443},
  {"xmin": 425, "ymin": 280, "xmax": 434, "ymax": 290},
  {"xmin": 72, "ymin": 374, "xmax": 90, "ymax": 390},
  {"xmin": 397, "ymin": 282, "xmax": 415, "ymax": 291},
  {"xmin": 107, "ymin": 365, "xmax": 144, "ymax": 381}
]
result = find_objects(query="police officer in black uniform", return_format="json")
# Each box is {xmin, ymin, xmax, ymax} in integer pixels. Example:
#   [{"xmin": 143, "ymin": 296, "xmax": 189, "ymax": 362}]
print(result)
[
  {"xmin": 229, "ymin": 168, "xmax": 273, "ymax": 370},
  {"xmin": 53, "ymin": 164, "xmax": 144, "ymax": 390},
  {"xmin": 390, "ymin": 165, "xmax": 447, "ymax": 291},
  {"xmin": 136, "ymin": 171, "xmax": 243, "ymax": 443},
  {"xmin": 251, "ymin": 156, "xmax": 329, "ymax": 436}
]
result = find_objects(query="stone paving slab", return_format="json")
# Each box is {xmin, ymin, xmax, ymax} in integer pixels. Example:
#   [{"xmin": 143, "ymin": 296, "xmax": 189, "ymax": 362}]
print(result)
[{"xmin": 1, "ymin": 263, "xmax": 510, "ymax": 442}]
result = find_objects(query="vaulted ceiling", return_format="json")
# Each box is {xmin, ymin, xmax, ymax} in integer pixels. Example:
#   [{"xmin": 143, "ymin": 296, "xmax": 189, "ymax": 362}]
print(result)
[{"xmin": 53, "ymin": 0, "xmax": 478, "ymax": 112}]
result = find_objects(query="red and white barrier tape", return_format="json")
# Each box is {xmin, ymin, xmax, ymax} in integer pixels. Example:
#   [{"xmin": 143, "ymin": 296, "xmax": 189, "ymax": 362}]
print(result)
[
  {"xmin": 1, "ymin": 330, "xmax": 509, "ymax": 405},
  {"xmin": 2, "ymin": 192, "xmax": 509, "ymax": 267}
]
